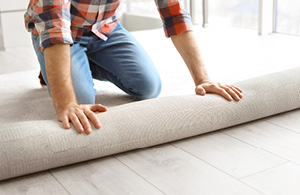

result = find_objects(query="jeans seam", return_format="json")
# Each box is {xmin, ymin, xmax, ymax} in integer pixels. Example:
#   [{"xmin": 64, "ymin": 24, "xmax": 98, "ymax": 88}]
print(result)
[{"xmin": 102, "ymin": 48, "xmax": 137, "ymax": 92}]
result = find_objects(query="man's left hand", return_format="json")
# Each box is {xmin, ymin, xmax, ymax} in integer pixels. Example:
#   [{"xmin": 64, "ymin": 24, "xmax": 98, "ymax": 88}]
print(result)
[{"xmin": 195, "ymin": 82, "xmax": 243, "ymax": 101}]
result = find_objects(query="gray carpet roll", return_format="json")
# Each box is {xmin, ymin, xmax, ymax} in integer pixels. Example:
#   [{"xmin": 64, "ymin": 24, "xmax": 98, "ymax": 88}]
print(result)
[{"xmin": 1, "ymin": 67, "xmax": 300, "ymax": 181}]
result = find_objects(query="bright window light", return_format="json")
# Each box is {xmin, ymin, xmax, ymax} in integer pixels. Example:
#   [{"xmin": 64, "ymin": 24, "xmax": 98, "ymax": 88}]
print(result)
[
  {"xmin": 275, "ymin": 0, "xmax": 300, "ymax": 36},
  {"xmin": 208, "ymin": 0, "xmax": 259, "ymax": 29}
]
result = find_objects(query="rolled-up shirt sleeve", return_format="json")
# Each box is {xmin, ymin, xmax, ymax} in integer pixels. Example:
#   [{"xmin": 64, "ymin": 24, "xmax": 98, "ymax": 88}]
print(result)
[
  {"xmin": 31, "ymin": 0, "xmax": 73, "ymax": 50},
  {"xmin": 155, "ymin": 0, "xmax": 193, "ymax": 37}
]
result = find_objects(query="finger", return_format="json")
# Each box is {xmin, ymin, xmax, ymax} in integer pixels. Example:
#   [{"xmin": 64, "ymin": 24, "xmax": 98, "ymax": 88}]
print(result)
[
  {"xmin": 85, "ymin": 109, "xmax": 101, "ymax": 129},
  {"xmin": 76, "ymin": 112, "xmax": 92, "ymax": 134},
  {"xmin": 90, "ymin": 104, "xmax": 107, "ymax": 112},
  {"xmin": 231, "ymin": 85, "xmax": 242, "ymax": 93},
  {"xmin": 202, "ymin": 83, "xmax": 233, "ymax": 101},
  {"xmin": 223, "ymin": 86, "xmax": 241, "ymax": 101},
  {"xmin": 69, "ymin": 113, "xmax": 84, "ymax": 134},
  {"xmin": 231, "ymin": 86, "xmax": 243, "ymax": 99},
  {"xmin": 195, "ymin": 85, "xmax": 206, "ymax": 96},
  {"xmin": 214, "ymin": 87, "xmax": 233, "ymax": 101},
  {"xmin": 62, "ymin": 115, "xmax": 71, "ymax": 129}
]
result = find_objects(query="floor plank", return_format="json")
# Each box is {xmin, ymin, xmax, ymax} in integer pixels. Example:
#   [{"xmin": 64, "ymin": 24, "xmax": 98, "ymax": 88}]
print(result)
[
  {"xmin": 0, "ymin": 171, "xmax": 68, "ymax": 195},
  {"xmin": 242, "ymin": 162, "xmax": 300, "ymax": 195},
  {"xmin": 116, "ymin": 144, "xmax": 263, "ymax": 195},
  {"xmin": 173, "ymin": 131, "xmax": 287, "ymax": 179},
  {"xmin": 51, "ymin": 156, "xmax": 164, "ymax": 195},
  {"xmin": 223, "ymin": 120, "xmax": 300, "ymax": 164},
  {"xmin": 264, "ymin": 109, "xmax": 300, "ymax": 134}
]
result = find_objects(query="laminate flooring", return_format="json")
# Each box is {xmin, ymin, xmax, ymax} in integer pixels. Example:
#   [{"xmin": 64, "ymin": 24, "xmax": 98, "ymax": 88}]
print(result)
[{"xmin": 0, "ymin": 26, "xmax": 300, "ymax": 195}]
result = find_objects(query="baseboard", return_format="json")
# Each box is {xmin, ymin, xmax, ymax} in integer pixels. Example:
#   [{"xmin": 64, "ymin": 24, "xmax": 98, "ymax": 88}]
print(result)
[{"xmin": 120, "ymin": 12, "xmax": 163, "ymax": 31}]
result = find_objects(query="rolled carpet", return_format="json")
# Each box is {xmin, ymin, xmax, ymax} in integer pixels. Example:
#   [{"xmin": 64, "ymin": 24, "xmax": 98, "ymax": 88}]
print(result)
[{"xmin": 0, "ymin": 67, "xmax": 300, "ymax": 181}]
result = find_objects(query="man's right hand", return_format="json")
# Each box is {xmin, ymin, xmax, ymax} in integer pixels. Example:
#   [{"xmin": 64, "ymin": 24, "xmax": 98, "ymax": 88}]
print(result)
[
  {"xmin": 44, "ymin": 44, "xmax": 108, "ymax": 134},
  {"xmin": 57, "ymin": 102, "xmax": 107, "ymax": 134}
]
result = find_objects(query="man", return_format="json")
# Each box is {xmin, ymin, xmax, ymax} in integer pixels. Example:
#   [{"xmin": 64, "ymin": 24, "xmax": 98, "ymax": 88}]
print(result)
[{"xmin": 25, "ymin": 0, "xmax": 242, "ymax": 134}]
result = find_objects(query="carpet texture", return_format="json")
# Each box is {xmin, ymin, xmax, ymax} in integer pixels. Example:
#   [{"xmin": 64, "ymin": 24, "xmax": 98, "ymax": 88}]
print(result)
[{"xmin": 0, "ymin": 67, "xmax": 300, "ymax": 181}]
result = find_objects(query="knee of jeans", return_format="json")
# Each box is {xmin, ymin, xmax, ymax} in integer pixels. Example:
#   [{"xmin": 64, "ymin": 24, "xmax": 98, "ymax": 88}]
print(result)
[{"xmin": 132, "ymin": 76, "xmax": 162, "ymax": 100}]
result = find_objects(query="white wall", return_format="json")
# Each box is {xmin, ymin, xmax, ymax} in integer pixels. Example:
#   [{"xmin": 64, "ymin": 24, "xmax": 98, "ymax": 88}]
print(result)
[{"xmin": 0, "ymin": 0, "xmax": 31, "ymax": 50}]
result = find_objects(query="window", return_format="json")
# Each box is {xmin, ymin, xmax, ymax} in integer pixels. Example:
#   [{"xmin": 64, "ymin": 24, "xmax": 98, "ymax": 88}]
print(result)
[
  {"xmin": 275, "ymin": 0, "xmax": 300, "ymax": 35},
  {"xmin": 122, "ymin": 0, "xmax": 158, "ymax": 17},
  {"xmin": 120, "ymin": 0, "xmax": 161, "ymax": 31},
  {"xmin": 207, "ymin": 0, "xmax": 259, "ymax": 29}
]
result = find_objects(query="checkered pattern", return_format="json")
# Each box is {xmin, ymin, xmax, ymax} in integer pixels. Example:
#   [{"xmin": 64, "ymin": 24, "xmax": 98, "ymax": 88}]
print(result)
[
  {"xmin": 155, "ymin": 0, "xmax": 193, "ymax": 37},
  {"xmin": 25, "ymin": 0, "xmax": 192, "ymax": 50}
]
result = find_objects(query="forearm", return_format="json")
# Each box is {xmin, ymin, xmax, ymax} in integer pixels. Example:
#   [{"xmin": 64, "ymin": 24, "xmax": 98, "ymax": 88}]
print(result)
[
  {"xmin": 171, "ymin": 31, "xmax": 242, "ymax": 101},
  {"xmin": 171, "ymin": 31, "xmax": 210, "ymax": 86},
  {"xmin": 44, "ymin": 44, "xmax": 77, "ymax": 113}
]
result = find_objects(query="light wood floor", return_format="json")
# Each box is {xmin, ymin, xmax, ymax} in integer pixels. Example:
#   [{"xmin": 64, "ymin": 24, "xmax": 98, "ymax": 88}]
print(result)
[{"xmin": 0, "ymin": 26, "xmax": 300, "ymax": 195}]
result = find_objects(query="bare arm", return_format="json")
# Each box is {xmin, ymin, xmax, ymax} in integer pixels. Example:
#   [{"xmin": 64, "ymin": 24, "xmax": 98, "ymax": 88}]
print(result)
[
  {"xmin": 44, "ymin": 44, "xmax": 107, "ymax": 134},
  {"xmin": 171, "ymin": 31, "xmax": 242, "ymax": 101}
]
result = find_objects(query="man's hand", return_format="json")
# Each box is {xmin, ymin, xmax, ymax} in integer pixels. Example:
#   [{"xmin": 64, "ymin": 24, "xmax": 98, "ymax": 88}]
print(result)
[
  {"xmin": 195, "ymin": 82, "xmax": 243, "ymax": 101},
  {"xmin": 171, "ymin": 31, "xmax": 243, "ymax": 102},
  {"xmin": 57, "ymin": 102, "xmax": 107, "ymax": 134},
  {"xmin": 44, "ymin": 44, "xmax": 107, "ymax": 134}
]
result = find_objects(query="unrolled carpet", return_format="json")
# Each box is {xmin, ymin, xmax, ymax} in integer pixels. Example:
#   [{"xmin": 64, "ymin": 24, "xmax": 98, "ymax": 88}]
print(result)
[{"xmin": 0, "ymin": 67, "xmax": 300, "ymax": 181}]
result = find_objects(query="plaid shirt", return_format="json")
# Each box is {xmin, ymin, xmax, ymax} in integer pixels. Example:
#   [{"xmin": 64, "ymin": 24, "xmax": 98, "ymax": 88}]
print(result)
[{"xmin": 25, "ymin": 0, "xmax": 192, "ymax": 50}]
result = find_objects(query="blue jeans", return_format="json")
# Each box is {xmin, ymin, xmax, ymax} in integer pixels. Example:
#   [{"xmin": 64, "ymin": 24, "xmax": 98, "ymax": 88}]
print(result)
[{"xmin": 32, "ymin": 23, "xmax": 161, "ymax": 104}]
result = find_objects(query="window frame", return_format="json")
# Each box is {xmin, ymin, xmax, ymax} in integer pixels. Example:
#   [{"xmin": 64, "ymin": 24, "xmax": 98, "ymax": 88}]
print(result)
[{"xmin": 192, "ymin": 0, "xmax": 277, "ymax": 35}]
